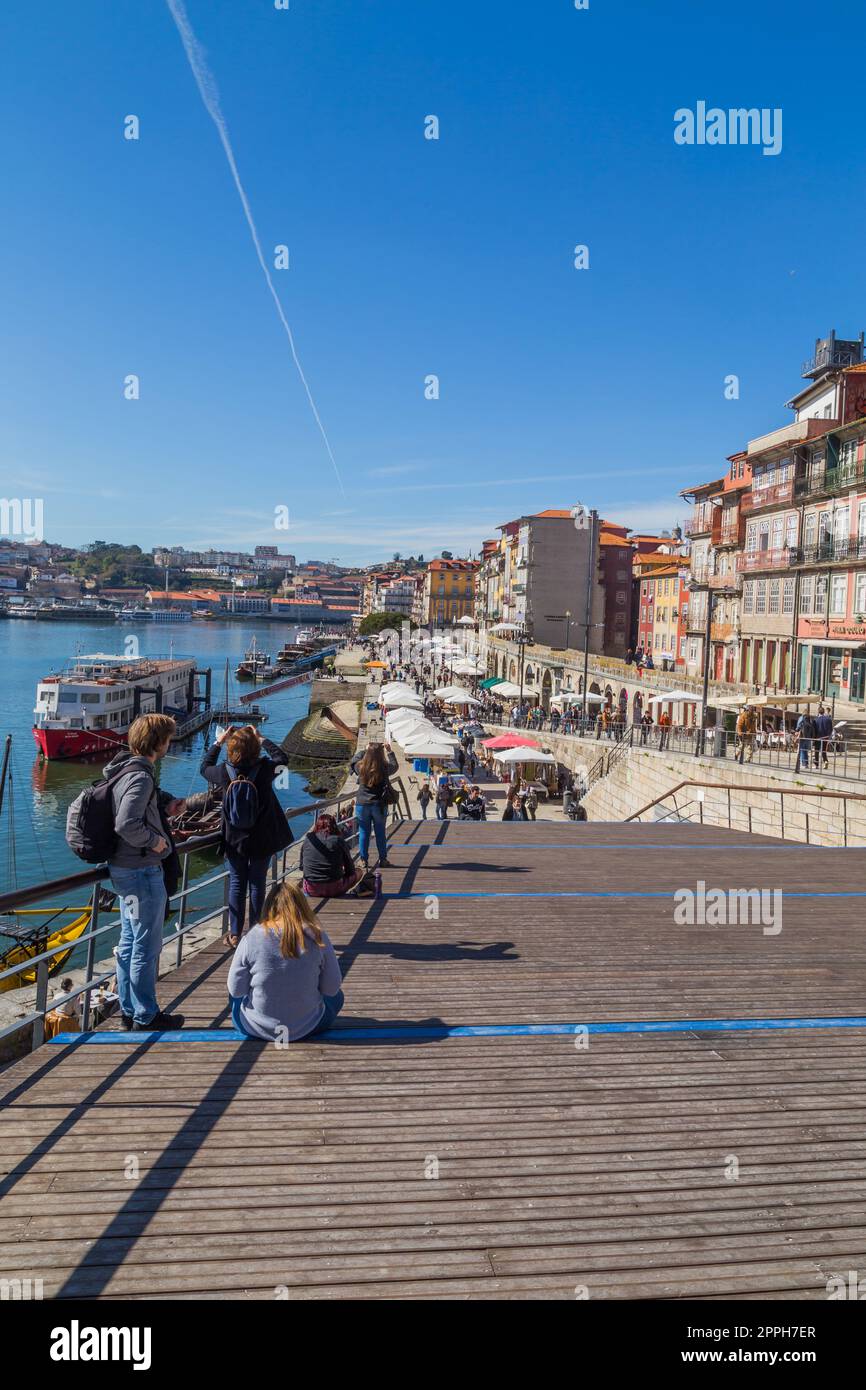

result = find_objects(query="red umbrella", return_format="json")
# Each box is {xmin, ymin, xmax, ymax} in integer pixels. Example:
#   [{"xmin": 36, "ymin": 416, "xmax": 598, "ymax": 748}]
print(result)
[{"xmin": 482, "ymin": 734, "xmax": 541, "ymax": 750}]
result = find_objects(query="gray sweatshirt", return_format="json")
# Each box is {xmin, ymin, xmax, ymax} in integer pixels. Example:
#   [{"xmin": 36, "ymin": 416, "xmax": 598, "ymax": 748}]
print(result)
[
  {"xmin": 227, "ymin": 924, "xmax": 342, "ymax": 1041},
  {"xmin": 103, "ymin": 752, "xmax": 174, "ymax": 869}
]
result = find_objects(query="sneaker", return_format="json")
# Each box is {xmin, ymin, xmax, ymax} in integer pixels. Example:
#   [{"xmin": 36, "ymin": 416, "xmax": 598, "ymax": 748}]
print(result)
[
  {"xmin": 132, "ymin": 1010, "xmax": 185, "ymax": 1031},
  {"xmin": 120, "ymin": 1014, "xmax": 133, "ymax": 1030},
  {"xmin": 377, "ymin": 858, "xmax": 394, "ymax": 868}
]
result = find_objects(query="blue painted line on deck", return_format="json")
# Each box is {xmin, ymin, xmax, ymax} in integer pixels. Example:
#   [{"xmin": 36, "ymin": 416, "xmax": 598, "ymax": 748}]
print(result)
[
  {"xmin": 396, "ymin": 889, "xmax": 866, "ymax": 900},
  {"xmin": 407, "ymin": 843, "xmax": 850, "ymax": 851},
  {"xmin": 48, "ymin": 1014, "xmax": 866, "ymax": 1044}
]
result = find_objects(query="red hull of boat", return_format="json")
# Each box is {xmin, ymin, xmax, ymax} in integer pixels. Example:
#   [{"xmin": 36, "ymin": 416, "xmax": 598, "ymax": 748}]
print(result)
[{"xmin": 33, "ymin": 725, "xmax": 128, "ymax": 761}]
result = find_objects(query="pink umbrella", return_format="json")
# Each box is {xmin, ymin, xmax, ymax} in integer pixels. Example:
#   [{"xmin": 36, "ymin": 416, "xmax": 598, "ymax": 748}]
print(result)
[{"xmin": 481, "ymin": 734, "xmax": 542, "ymax": 750}]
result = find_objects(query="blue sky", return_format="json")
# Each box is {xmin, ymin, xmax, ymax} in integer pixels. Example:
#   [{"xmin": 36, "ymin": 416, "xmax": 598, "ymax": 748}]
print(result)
[{"xmin": 2, "ymin": 0, "xmax": 865, "ymax": 564}]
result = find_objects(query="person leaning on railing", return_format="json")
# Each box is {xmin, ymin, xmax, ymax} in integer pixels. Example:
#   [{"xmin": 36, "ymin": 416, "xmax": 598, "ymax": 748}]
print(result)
[{"xmin": 104, "ymin": 713, "xmax": 187, "ymax": 1031}]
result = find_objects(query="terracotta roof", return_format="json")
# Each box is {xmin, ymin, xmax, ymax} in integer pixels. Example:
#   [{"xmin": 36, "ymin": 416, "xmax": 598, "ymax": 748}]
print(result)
[
  {"xmin": 533, "ymin": 509, "xmax": 574, "ymax": 519},
  {"xmin": 844, "ymin": 363, "xmax": 866, "ymax": 373}
]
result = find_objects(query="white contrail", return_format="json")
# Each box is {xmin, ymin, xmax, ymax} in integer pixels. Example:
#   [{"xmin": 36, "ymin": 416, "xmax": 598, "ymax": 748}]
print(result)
[{"xmin": 165, "ymin": 0, "xmax": 344, "ymax": 494}]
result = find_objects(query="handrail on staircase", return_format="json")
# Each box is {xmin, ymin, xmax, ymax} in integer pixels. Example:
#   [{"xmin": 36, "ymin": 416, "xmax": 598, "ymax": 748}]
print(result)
[{"xmin": 625, "ymin": 779, "xmax": 866, "ymax": 844}]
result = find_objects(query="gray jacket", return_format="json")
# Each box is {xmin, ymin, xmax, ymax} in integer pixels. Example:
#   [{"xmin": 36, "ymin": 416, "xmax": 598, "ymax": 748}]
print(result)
[{"xmin": 103, "ymin": 751, "xmax": 175, "ymax": 869}]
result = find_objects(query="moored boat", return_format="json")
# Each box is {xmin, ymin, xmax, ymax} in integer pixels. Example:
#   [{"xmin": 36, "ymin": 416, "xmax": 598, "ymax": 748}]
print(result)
[{"xmin": 32, "ymin": 651, "xmax": 209, "ymax": 760}]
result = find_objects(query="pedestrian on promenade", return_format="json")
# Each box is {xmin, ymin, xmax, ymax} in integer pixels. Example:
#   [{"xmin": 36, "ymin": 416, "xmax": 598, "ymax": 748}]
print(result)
[
  {"xmin": 525, "ymin": 785, "xmax": 538, "ymax": 821},
  {"xmin": 735, "ymin": 707, "xmax": 755, "ymax": 765},
  {"xmin": 456, "ymin": 745, "xmax": 466, "ymax": 773},
  {"xmin": 795, "ymin": 711, "xmax": 815, "ymax": 771},
  {"xmin": 300, "ymin": 813, "xmax": 362, "ymax": 898},
  {"xmin": 350, "ymin": 741, "xmax": 399, "ymax": 868},
  {"xmin": 227, "ymin": 881, "xmax": 344, "ymax": 1042},
  {"xmin": 435, "ymin": 772, "xmax": 451, "ymax": 820},
  {"xmin": 640, "ymin": 710, "xmax": 653, "ymax": 745},
  {"xmin": 501, "ymin": 786, "xmax": 520, "ymax": 821},
  {"xmin": 201, "ymin": 724, "xmax": 295, "ymax": 949},
  {"xmin": 103, "ymin": 713, "xmax": 186, "ymax": 1031},
  {"xmin": 814, "ymin": 705, "xmax": 833, "ymax": 769},
  {"xmin": 418, "ymin": 782, "xmax": 432, "ymax": 819},
  {"xmin": 658, "ymin": 710, "xmax": 671, "ymax": 751},
  {"xmin": 458, "ymin": 785, "xmax": 487, "ymax": 821}
]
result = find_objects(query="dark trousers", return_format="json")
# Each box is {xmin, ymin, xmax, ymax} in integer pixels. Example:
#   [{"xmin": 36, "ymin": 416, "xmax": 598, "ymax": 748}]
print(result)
[{"xmin": 225, "ymin": 848, "xmax": 270, "ymax": 938}]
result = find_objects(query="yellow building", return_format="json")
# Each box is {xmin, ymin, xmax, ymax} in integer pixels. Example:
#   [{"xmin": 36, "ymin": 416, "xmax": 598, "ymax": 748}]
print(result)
[{"xmin": 423, "ymin": 559, "xmax": 479, "ymax": 626}]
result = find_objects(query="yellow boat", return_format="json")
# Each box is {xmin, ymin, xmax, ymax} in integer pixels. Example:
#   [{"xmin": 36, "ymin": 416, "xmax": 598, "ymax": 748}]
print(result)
[{"xmin": 0, "ymin": 906, "xmax": 93, "ymax": 992}]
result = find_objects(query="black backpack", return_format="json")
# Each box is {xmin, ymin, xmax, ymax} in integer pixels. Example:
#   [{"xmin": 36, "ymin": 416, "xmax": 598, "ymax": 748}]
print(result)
[
  {"xmin": 223, "ymin": 761, "xmax": 262, "ymax": 837},
  {"xmin": 66, "ymin": 766, "xmax": 155, "ymax": 864}
]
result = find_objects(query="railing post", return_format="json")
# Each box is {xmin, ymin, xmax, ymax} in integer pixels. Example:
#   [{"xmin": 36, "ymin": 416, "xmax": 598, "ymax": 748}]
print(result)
[
  {"xmin": 175, "ymin": 854, "xmax": 190, "ymax": 970},
  {"xmin": 32, "ymin": 956, "xmax": 49, "ymax": 1052},
  {"xmin": 727, "ymin": 787, "xmax": 731, "ymax": 830},
  {"xmin": 81, "ymin": 881, "xmax": 101, "ymax": 1031},
  {"xmin": 844, "ymin": 796, "xmax": 848, "ymax": 847},
  {"xmin": 805, "ymin": 813, "xmax": 810, "ymax": 844},
  {"xmin": 780, "ymin": 795, "xmax": 785, "ymax": 840}
]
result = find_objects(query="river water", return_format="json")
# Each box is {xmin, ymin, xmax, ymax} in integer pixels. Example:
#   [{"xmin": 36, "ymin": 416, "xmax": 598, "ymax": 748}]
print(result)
[{"xmin": 0, "ymin": 617, "xmax": 326, "ymax": 962}]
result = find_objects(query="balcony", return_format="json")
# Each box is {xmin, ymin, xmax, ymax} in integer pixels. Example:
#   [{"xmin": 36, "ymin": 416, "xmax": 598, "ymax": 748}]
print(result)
[
  {"xmin": 708, "ymin": 571, "xmax": 742, "ymax": 592},
  {"xmin": 795, "ymin": 538, "xmax": 866, "ymax": 566},
  {"xmin": 794, "ymin": 459, "xmax": 866, "ymax": 499},
  {"xmin": 711, "ymin": 622, "xmax": 735, "ymax": 643},
  {"xmin": 740, "ymin": 481, "xmax": 794, "ymax": 512},
  {"xmin": 716, "ymin": 514, "xmax": 745, "ymax": 547},
  {"xmin": 737, "ymin": 547, "xmax": 796, "ymax": 572}
]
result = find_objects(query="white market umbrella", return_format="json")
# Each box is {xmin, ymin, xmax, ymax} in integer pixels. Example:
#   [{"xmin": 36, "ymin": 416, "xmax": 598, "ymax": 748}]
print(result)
[
  {"xmin": 646, "ymin": 689, "xmax": 699, "ymax": 705},
  {"xmin": 492, "ymin": 747, "xmax": 557, "ymax": 765},
  {"xmin": 490, "ymin": 622, "xmax": 520, "ymax": 633},
  {"xmin": 452, "ymin": 659, "xmax": 484, "ymax": 674},
  {"xmin": 433, "ymin": 685, "xmax": 481, "ymax": 703},
  {"xmin": 489, "ymin": 680, "xmax": 522, "ymax": 699},
  {"xmin": 379, "ymin": 692, "xmax": 424, "ymax": 709},
  {"xmin": 403, "ymin": 735, "xmax": 460, "ymax": 756},
  {"xmin": 456, "ymin": 615, "xmax": 475, "ymax": 625}
]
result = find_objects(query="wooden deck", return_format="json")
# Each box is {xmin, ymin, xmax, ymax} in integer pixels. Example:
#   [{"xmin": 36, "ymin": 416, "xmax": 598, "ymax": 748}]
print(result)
[{"xmin": 1, "ymin": 819, "xmax": 865, "ymax": 1299}]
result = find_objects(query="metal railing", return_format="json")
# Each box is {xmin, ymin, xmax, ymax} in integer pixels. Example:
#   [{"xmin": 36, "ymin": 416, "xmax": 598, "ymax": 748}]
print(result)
[
  {"xmin": 0, "ymin": 776, "xmax": 411, "ymax": 1053},
  {"xmin": 492, "ymin": 711, "xmax": 866, "ymax": 783},
  {"xmin": 625, "ymin": 779, "xmax": 866, "ymax": 846}
]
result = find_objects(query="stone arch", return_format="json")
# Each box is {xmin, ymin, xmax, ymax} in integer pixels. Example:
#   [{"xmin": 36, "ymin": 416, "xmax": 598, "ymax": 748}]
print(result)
[
  {"xmin": 541, "ymin": 667, "xmax": 553, "ymax": 711},
  {"xmin": 509, "ymin": 658, "xmax": 518, "ymax": 682},
  {"xmin": 589, "ymin": 680, "xmax": 601, "ymax": 695},
  {"xmin": 632, "ymin": 689, "xmax": 643, "ymax": 722}
]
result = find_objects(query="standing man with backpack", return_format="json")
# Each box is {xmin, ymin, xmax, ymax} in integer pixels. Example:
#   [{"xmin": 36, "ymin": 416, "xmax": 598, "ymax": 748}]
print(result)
[
  {"xmin": 796, "ymin": 710, "xmax": 816, "ymax": 771},
  {"xmin": 93, "ymin": 714, "xmax": 185, "ymax": 1031},
  {"xmin": 200, "ymin": 724, "xmax": 295, "ymax": 948}
]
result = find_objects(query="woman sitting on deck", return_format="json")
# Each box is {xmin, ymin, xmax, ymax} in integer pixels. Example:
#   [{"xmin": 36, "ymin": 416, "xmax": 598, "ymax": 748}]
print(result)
[
  {"xmin": 227, "ymin": 881, "xmax": 344, "ymax": 1042},
  {"xmin": 300, "ymin": 813, "xmax": 362, "ymax": 898}
]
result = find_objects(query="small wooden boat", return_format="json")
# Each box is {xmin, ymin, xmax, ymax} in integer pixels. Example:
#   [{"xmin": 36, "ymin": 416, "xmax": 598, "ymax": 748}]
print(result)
[{"xmin": 0, "ymin": 905, "xmax": 95, "ymax": 992}]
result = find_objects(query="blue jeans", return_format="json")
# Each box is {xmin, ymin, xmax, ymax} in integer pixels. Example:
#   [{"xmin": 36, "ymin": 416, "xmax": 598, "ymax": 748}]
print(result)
[
  {"xmin": 230, "ymin": 990, "xmax": 345, "ymax": 1040},
  {"xmin": 435, "ymin": 802, "xmax": 448, "ymax": 819},
  {"xmin": 111, "ymin": 864, "xmax": 168, "ymax": 1026},
  {"xmin": 355, "ymin": 802, "xmax": 387, "ymax": 862},
  {"xmin": 226, "ymin": 848, "xmax": 270, "ymax": 938}
]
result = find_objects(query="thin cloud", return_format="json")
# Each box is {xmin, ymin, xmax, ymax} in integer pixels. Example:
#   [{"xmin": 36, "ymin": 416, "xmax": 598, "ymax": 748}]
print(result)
[{"xmin": 165, "ymin": 0, "xmax": 344, "ymax": 494}]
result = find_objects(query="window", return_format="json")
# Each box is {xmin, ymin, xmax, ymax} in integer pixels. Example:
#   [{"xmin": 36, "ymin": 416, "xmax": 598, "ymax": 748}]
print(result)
[
  {"xmin": 758, "ymin": 520, "xmax": 770, "ymax": 551},
  {"xmin": 771, "ymin": 515, "xmax": 784, "ymax": 551},
  {"xmin": 799, "ymin": 576, "xmax": 813, "ymax": 613},
  {"xmin": 786, "ymin": 513, "xmax": 798, "ymax": 549},
  {"xmin": 743, "ymin": 581, "xmax": 754, "ymax": 615},
  {"xmin": 830, "ymin": 574, "xmax": 848, "ymax": 616},
  {"xmin": 769, "ymin": 579, "xmax": 780, "ymax": 614},
  {"xmin": 855, "ymin": 572, "xmax": 866, "ymax": 616},
  {"xmin": 804, "ymin": 513, "xmax": 817, "ymax": 547},
  {"xmin": 746, "ymin": 523, "xmax": 758, "ymax": 553},
  {"xmin": 755, "ymin": 580, "xmax": 767, "ymax": 614},
  {"xmin": 688, "ymin": 639, "xmax": 698, "ymax": 663},
  {"xmin": 815, "ymin": 574, "xmax": 828, "ymax": 614},
  {"xmin": 782, "ymin": 578, "xmax": 795, "ymax": 615}
]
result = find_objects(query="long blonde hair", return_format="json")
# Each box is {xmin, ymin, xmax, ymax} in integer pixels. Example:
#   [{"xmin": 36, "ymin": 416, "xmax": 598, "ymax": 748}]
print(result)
[{"xmin": 259, "ymin": 881, "xmax": 323, "ymax": 959}]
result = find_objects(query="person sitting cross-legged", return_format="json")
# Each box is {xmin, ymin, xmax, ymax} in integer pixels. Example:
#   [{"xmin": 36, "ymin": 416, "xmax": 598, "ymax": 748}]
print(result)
[
  {"xmin": 227, "ymin": 881, "xmax": 344, "ymax": 1042},
  {"xmin": 300, "ymin": 814, "xmax": 362, "ymax": 898}
]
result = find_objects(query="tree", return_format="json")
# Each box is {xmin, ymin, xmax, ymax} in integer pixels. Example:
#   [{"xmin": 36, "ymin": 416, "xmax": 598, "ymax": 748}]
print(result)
[{"xmin": 358, "ymin": 610, "xmax": 415, "ymax": 636}]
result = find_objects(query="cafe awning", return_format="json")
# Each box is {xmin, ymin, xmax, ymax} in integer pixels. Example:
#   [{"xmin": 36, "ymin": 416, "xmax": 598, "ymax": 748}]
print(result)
[
  {"xmin": 479, "ymin": 676, "xmax": 503, "ymax": 689},
  {"xmin": 800, "ymin": 638, "xmax": 866, "ymax": 650}
]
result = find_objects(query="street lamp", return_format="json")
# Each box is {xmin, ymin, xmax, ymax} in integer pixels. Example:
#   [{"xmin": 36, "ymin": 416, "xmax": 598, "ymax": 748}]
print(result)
[
  {"xmin": 689, "ymin": 577, "xmax": 714, "ymax": 757},
  {"xmin": 571, "ymin": 504, "xmax": 599, "ymax": 719}
]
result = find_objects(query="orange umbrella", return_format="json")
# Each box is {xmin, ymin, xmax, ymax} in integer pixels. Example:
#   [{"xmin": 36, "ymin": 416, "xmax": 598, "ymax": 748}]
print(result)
[{"xmin": 365, "ymin": 660, "xmax": 387, "ymax": 667}]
